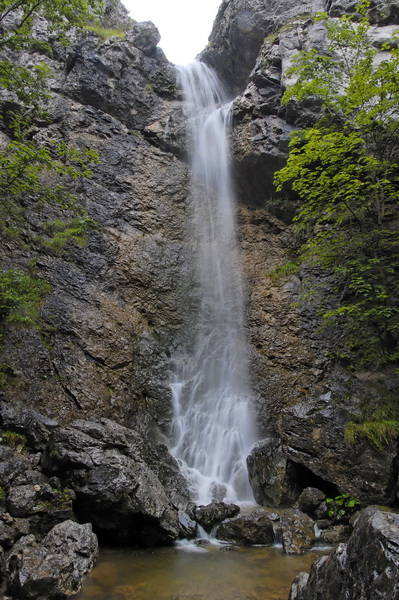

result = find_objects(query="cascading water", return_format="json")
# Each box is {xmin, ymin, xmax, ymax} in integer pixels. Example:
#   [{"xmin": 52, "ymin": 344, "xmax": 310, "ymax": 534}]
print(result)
[{"xmin": 170, "ymin": 61, "xmax": 256, "ymax": 506}]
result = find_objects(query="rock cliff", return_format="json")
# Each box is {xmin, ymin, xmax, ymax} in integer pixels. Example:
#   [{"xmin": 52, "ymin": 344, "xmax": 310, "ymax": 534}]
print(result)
[
  {"xmin": 0, "ymin": 0, "xmax": 398, "ymax": 535},
  {"xmin": 1, "ymin": 0, "xmax": 399, "ymax": 596}
]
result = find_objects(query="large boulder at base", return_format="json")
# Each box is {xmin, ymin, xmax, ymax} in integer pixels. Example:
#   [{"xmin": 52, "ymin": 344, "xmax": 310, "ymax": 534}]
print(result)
[
  {"xmin": 215, "ymin": 509, "xmax": 275, "ymax": 545},
  {"xmin": 289, "ymin": 507, "xmax": 399, "ymax": 600},
  {"xmin": 215, "ymin": 507, "xmax": 316, "ymax": 553},
  {"xmin": 41, "ymin": 418, "xmax": 189, "ymax": 545},
  {"xmin": 297, "ymin": 487, "xmax": 326, "ymax": 518},
  {"xmin": 6, "ymin": 520, "xmax": 98, "ymax": 600},
  {"xmin": 247, "ymin": 438, "xmax": 293, "ymax": 506},
  {"xmin": 193, "ymin": 502, "xmax": 240, "ymax": 532}
]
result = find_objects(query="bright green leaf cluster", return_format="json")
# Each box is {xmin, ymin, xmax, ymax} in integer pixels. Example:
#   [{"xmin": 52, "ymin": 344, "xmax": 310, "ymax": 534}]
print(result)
[
  {"xmin": 274, "ymin": 1, "xmax": 399, "ymax": 366},
  {"xmin": 325, "ymin": 493, "xmax": 361, "ymax": 521},
  {"xmin": 0, "ymin": 269, "xmax": 52, "ymax": 328},
  {"xmin": 0, "ymin": 0, "xmax": 104, "ymax": 50}
]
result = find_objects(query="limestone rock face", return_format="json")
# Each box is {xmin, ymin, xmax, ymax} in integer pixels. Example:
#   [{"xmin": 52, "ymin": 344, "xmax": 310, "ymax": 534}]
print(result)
[
  {"xmin": 0, "ymin": 5, "xmax": 188, "ymax": 430},
  {"xmin": 201, "ymin": 0, "xmax": 325, "ymax": 94},
  {"xmin": 231, "ymin": 4, "xmax": 399, "ymax": 507},
  {"xmin": 1, "ymin": 0, "xmax": 398, "ymax": 539},
  {"xmin": 289, "ymin": 507, "xmax": 399, "ymax": 600},
  {"xmin": 202, "ymin": 0, "xmax": 399, "ymax": 95}
]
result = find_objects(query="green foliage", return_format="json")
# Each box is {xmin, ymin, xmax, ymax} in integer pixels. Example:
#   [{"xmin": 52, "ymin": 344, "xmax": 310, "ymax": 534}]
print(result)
[
  {"xmin": 274, "ymin": 1, "xmax": 399, "ymax": 367},
  {"xmin": 268, "ymin": 260, "xmax": 300, "ymax": 283},
  {"xmin": 0, "ymin": 269, "xmax": 51, "ymax": 328},
  {"xmin": 0, "ymin": 486, "xmax": 5, "ymax": 500},
  {"xmin": 345, "ymin": 420, "xmax": 399, "ymax": 448},
  {"xmin": 325, "ymin": 493, "xmax": 361, "ymax": 521},
  {"xmin": 0, "ymin": 0, "xmax": 102, "ymax": 384},
  {"xmin": 38, "ymin": 488, "xmax": 73, "ymax": 511},
  {"xmin": 85, "ymin": 24, "xmax": 126, "ymax": 42},
  {"xmin": 0, "ymin": 0, "xmax": 104, "ymax": 50},
  {"xmin": 1, "ymin": 430, "xmax": 27, "ymax": 450}
]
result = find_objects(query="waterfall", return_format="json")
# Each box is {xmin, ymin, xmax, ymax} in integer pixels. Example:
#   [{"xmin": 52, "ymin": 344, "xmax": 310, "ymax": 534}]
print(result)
[{"xmin": 170, "ymin": 61, "xmax": 256, "ymax": 506}]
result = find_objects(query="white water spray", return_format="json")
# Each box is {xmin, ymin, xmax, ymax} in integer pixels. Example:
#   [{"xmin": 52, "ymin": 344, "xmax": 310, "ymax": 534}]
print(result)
[{"xmin": 170, "ymin": 61, "xmax": 256, "ymax": 506}]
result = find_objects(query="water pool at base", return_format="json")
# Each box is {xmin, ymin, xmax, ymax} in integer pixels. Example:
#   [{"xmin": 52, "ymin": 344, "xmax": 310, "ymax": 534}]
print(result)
[{"xmin": 75, "ymin": 544, "xmax": 325, "ymax": 600}]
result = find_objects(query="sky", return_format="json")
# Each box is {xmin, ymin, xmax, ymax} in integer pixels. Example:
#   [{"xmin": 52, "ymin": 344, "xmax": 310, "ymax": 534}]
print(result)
[{"xmin": 122, "ymin": 0, "xmax": 222, "ymax": 65}]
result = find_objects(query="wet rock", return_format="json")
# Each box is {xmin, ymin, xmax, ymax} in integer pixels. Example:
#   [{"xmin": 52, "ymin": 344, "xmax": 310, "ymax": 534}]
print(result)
[
  {"xmin": 42, "ymin": 418, "xmax": 188, "ymax": 545},
  {"xmin": 289, "ymin": 507, "xmax": 399, "ymax": 600},
  {"xmin": 215, "ymin": 509, "xmax": 274, "ymax": 545},
  {"xmin": 127, "ymin": 21, "xmax": 161, "ymax": 56},
  {"xmin": 0, "ymin": 446, "xmax": 41, "ymax": 489},
  {"xmin": 319, "ymin": 525, "xmax": 351, "ymax": 545},
  {"xmin": 6, "ymin": 483, "xmax": 76, "ymax": 540},
  {"xmin": 280, "ymin": 509, "xmax": 316, "ymax": 555},
  {"xmin": 297, "ymin": 487, "xmax": 326, "ymax": 518},
  {"xmin": 247, "ymin": 438, "xmax": 291, "ymax": 506},
  {"xmin": 178, "ymin": 510, "xmax": 197, "ymax": 539},
  {"xmin": 6, "ymin": 520, "xmax": 98, "ymax": 599},
  {"xmin": 193, "ymin": 502, "xmax": 240, "ymax": 532},
  {"xmin": 0, "ymin": 402, "xmax": 58, "ymax": 452},
  {"xmin": 0, "ymin": 518, "xmax": 30, "ymax": 550}
]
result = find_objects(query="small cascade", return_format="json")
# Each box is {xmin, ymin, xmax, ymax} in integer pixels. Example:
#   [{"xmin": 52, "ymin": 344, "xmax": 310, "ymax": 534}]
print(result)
[{"xmin": 170, "ymin": 61, "xmax": 256, "ymax": 505}]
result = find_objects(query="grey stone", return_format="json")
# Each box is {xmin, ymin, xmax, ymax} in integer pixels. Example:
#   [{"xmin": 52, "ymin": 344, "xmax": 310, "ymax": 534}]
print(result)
[
  {"xmin": 215, "ymin": 509, "xmax": 275, "ymax": 545},
  {"xmin": 280, "ymin": 509, "xmax": 316, "ymax": 554},
  {"xmin": 6, "ymin": 521, "xmax": 98, "ymax": 599},
  {"xmin": 193, "ymin": 502, "xmax": 240, "ymax": 532},
  {"xmin": 289, "ymin": 507, "xmax": 399, "ymax": 600},
  {"xmin": 41, "ymin": 418, "xmax": 189, "ymax": 545},
  {"xmin": 297, "ymin": 487, "xmax": 326, "ymax": 517}
]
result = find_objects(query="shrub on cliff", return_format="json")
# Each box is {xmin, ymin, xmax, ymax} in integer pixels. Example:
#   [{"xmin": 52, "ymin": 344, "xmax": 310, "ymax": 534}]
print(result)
[
  {"xmin": 0, "ymin": 0, "xmax": 103, "ymax": 381},
  {"xmin": 274, "ymin": 0, "xmax": 399, "ymax": 368}
]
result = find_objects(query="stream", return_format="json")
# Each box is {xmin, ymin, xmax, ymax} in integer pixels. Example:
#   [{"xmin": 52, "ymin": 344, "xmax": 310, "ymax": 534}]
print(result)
[{"xmin": 75, "ymin": 543, "xmax": 326, "ymax": 600}]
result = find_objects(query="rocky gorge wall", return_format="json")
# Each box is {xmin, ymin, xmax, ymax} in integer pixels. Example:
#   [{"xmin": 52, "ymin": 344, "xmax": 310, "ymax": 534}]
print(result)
[
  {"xmin": 1, "ymin": 0, "xmax": 399, "ymax": 597},
  {"xmin": 1, "ymin": 0, "xmax": 399, "ymax": 519}
]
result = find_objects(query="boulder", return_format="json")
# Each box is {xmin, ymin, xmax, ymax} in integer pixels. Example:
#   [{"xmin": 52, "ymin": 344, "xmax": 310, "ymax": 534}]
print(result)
[
  {"xmin": 41, "ymin": 418, "xmax": 190, "ymax": 545},
  {"xmin": 6, "ymin": 520, "xmax": 98, "ymax": 600},
  {"xmin": 247, "ymin": 438, "xmax": 291, "ymax": 506},
  {"xmin": 297, "ymin": 487, "xmax": 326, "ymax": 517},
  {"xmin": 193, "ymin": 502, "xmax": 240, "ymax": 532},
  {"xmin": 127, "ymin": 21, "xmax": 161, "ymax": 56},
  {"xmin": 279, "ymin": 509, "xmax": 316, "ymax": 555},
  {"xmin": 289, "ymin": 507, "xmax": 399, "ymax": 600},
  {"xmin": 319, "ymin": 524, "xmax": 351, "ymax": 545},
  {"xmin": 0, "ymin": 401, "xmax": 58, "ymax": 452},
  {"xmin": 215, "ymin": 509, "xmax": 275, "ymax": 545}
]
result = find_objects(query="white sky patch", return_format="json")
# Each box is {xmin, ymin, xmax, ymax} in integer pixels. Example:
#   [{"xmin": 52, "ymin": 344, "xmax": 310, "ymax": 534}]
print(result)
[{"xmin": 122, "ymin": 0, "xmax": 221, "ymax": 65}]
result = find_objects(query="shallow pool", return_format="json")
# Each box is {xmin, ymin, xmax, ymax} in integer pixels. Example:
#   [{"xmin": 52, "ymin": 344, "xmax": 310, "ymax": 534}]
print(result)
[{"xmin": 75, "ymin": 543, "xmax": 325, "ymax": 600}]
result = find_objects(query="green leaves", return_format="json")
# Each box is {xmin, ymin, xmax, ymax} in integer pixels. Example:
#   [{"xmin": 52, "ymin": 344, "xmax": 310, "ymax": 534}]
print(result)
[
  {"xmin": 0, "ymin": 269, "xmax": 51, "ymax": 328},
  {"xmin": 0, "ymin": 0, "xmax": 104, "ymax": 50},
  {"xmin": 0, "ymin": 0, "xmax": 102, "ymax": 383},
  {"xmin": 325, "ymin": 494, "xmax": 361, "ymax": 521},
  {"xmin": 274, "ymin": 2, "xmax": 399, "ymax": 366}
]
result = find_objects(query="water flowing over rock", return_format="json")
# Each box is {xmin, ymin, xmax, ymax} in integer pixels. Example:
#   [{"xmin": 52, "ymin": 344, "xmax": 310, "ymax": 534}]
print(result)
[
  {"xmin": 170, "ymin": 61, "xmax": 256, "ymax": 505},
  {"xmin": 1, "ymin": 2, "xmax": 399, "ymax": 596}
]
